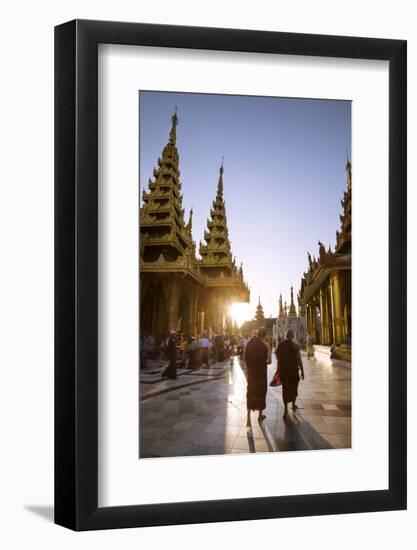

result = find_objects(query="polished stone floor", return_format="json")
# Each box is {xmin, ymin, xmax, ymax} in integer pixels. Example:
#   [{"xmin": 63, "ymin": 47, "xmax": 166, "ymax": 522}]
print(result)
[{"xmin": 139, "ymin": 352, "xmax": 351, "ymax": 458}]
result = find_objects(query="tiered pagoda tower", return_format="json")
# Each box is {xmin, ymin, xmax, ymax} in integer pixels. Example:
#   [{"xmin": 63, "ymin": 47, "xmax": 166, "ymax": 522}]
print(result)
[
  {"xmin": 140, "ymin": 111, "xmax": 204, "ymax": 336},
  {"xmin": 198, "ymin": 163, "xmax": 250, "ymax": 334},
  {"xmin": 254, "ymin": 296, "xmax": 265, "ymax": 327},
  {"xmin": 335, "ymin": 158, "xmax": 352, "ymax": 254},
  {"xmin": 199, "ymin": 163, "xmax": 232, "ymax": 275},
  {"xmin": 140, "ymin": 113, "xmax": 250, "ymax": 340},
  {"xmin": 140, "ymin": 111, "xmax": 192, "ymax": 261},
  {"xmin": 288, "ymin": 286, "xmax": 297, "ymax": 316}
]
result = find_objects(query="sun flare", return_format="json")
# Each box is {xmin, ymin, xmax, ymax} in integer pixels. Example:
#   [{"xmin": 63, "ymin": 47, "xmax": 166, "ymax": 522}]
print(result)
[{"xmin": 229, "ymin": 302, "xmax": 252, "ymax": 328}]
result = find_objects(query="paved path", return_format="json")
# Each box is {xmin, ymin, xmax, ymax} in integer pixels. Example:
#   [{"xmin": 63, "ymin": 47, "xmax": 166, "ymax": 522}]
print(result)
[{"xmin": 139, "ymin": 352, "xmax": 351, "ymax": 458}]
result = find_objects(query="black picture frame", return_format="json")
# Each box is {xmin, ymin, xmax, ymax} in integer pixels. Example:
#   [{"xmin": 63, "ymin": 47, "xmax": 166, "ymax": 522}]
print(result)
[{"xmin": 55, "ymin": 19, "xmax": 407, "ymax": 531}]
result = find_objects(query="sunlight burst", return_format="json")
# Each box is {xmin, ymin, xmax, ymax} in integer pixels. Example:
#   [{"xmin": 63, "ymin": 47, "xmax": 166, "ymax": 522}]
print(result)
[{"xmin": 229, "ymin": 302, "xmax": 252, "ymax": 328}]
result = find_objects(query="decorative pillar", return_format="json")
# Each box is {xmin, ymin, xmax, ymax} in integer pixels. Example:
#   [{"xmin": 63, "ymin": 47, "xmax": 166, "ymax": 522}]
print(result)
[
  {"xmin": 306, "ymin": 304, "xmax": 312, "ymax": 340},
  {"xmin": 340, "ymin": 271, "xmax": 350, "ymax": 340},
  {"xmin": 327, "ymin": 283, "xmax": 334, "ymax": 344},
  {"xmin": 311, "ymin": 304, "xmax": 317, "ymax": 342},
  {"xmin": 310, "ymin": 301, "xmax": 317, "ymax": 343},
  {"xmin": 330, "ymin": 271, "xmax": 345, "ymax": 345},
  {"xmin": 319, "ymin": 286, "xmax": 327, "ymax": 344},
  {"xmin": 218, "ymin": 297, "xmax": 224, "ymax": 334},
  {"xmin": 190, "ymin": 289, "xmax": 198, "ymax": 337},
  {"xmin": 163, "ymin": 279, "xmax": 181, "ymax": 332},
  {"xmin": 199, "ymin": 309, "xmax": 205, "ymax": 336}
]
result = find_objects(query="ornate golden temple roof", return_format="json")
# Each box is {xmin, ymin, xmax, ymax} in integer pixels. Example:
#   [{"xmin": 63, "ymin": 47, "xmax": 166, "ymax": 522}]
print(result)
[
  {"xmin": 299, "ymin": 159, "xmax": 352, "ymax": 304},
  {"xmin": 140, "ymin": 114, "xmax": 249, "ymax": 302},
  {"xmin": 140, "ymin": 110, "xmax": 195, "ymax": 262},
  {"xmin": 199, "ymin": 162, "xmax": 233, "ymax": 270}
]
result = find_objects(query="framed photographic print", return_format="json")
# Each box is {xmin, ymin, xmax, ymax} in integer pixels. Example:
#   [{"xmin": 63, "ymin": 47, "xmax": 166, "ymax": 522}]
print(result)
[{"xmin": 55, "ymin": 20, "xmax": 407, "ymax": 530}]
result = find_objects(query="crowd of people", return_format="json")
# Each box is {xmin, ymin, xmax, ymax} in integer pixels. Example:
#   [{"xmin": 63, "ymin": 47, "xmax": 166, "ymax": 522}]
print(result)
[
  {"xmin": 141, "ymin": 327, "xmax": 305, "ymax": 423},
  {"xmin": 140, "ymin": 330, "xmax": 242, "ymax": 379}
]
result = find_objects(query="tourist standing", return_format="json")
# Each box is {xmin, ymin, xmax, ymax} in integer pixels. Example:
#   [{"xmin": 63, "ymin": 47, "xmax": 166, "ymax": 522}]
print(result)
[
  {"xmin": 187, "ymin": 336, "xmax": 199, "ymax": 369},
  {"xmin": 199, "ymin": 331, "xmax": 210, "ymax": 367},
  {"xmin": 162, "ymin": 331, "xmax": 178, "ymax": 380},
  {"xmin": 275, "ymin": 329, "xmax": 305, "ymax": 419},
  {"xmin": 214, "ymin": 333, "xmax": 224, "ymax": 362},
  {"xmin": 245, "ymin": 327, "xmax": 269, "ymax": 425},
  {"xmin": 240, "ymin": 333, "xmax": 249, "ymax": 360}
]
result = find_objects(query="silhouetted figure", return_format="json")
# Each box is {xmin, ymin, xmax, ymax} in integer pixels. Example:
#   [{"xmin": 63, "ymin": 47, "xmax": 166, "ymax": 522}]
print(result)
[
  {"xmin": 214, "ymin": 333, "xmax": 224, "ymax": 362},
  {"xmin": 187, "ymin": 336, "xmax": 199, "ymax": 369},
  {"xmin": 245, "ymin": 327, "xmax": 269, "ymax": 425},
  {"xmin": 162, "ymin": 332, "xmax": 178, "ymax": 380},
  {"xmin": 275, "ymin": 329, "xmax": 305, "ymax": 419},
  {"xmin": 199, "ymin": 331, "xmax": 210, "ymax": 367}
]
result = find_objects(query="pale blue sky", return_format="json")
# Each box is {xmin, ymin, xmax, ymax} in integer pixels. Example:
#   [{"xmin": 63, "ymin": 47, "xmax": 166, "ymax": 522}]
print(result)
[{"xmin": 139, "ymin": 91, "xmax": 351, "ymax": 318}]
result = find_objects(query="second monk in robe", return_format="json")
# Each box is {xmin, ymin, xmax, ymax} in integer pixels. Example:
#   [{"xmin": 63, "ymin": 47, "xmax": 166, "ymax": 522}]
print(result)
[{"xmin": 275, "ymin": 329, "xmax": 305, "ymax": 419}]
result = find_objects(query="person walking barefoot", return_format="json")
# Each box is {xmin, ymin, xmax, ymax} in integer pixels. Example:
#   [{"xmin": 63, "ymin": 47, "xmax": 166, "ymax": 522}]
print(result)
[
  {"xmin": 275, "ymin": 329, "xmax": 305, "ymax": 419},
  {"xmin": 245, "ymin": 327, "xmax": 269, "ymax": 426}
]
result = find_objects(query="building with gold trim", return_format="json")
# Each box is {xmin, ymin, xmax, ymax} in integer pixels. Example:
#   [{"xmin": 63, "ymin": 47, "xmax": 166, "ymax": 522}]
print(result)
[
  {"xmin": 140, "ymin": 112, "xmax": 250, "ymax": 340},
  {"xmin": 299, "ymin": 159, "xmax": 352, "ymax": 361}
]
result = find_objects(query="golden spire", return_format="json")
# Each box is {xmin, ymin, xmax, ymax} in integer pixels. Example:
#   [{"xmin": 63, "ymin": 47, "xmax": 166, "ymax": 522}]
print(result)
[
  {"xmin": 186, "ymin": 207, "xmax": 193, "ymax": 232},
  {"xmin": 199, "ymin": 159, "xmax": 234, "ymax": 273},
  {"xmin": 217, "ymin": 157, "xmax": 224, "ymax": 199},
  {"xmin": 169, "ymin": 107, "xmax": 178, "ymax": 145},
  {"xmin": 255, "ymin": 296, "xmax": 265, "ymax": 324},
  {"xmin": 289, "ymin": 285, "xmax": 297, "ymax": 315},
  {"xmin": 346, "ymin": 150, "xmax": 352, "ymax": 191},
  {"xmin": 140, "ymin": 108, "xmax": 191, "ymax": 262},
  {"xmin": 279, "ymin": 294, "xmax": 285, "ymax": 317}
]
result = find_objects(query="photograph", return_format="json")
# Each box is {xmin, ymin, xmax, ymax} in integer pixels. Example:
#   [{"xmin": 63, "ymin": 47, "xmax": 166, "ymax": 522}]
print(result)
[{"xmin": 139, "ymin": 90, "xmax": 352, "ymax": 458}]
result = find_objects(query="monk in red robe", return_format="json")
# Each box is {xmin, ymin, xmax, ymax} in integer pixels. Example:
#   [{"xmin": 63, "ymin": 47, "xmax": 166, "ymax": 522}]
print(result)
[
  {"xmin": 275, "ymin": 329, "xmax": 305, "ymax": 419},
  {"xmin": 245, "ymin": 327, "xmax": 270, "ymax": 425}
]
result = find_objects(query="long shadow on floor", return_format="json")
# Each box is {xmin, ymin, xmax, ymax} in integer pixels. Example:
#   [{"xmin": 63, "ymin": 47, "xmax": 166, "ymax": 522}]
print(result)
[{"xmin": 269, "ymin": 411, "xmax": 336, "ymax": 451}]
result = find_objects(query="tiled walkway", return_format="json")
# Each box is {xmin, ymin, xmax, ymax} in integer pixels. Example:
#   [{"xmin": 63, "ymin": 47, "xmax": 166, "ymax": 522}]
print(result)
[{"xmin": 139, "ymin": 352, "xmax": 351, "ymax": 458}]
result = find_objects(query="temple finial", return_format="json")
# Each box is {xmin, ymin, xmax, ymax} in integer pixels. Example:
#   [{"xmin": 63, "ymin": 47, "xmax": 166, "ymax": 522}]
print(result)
[
  {"xmin": 169, "ymin": 108, "xmax": 178, "ymax": 144},
  {"xmin": 217, "ymin": 159, "xmax": 224, "ymax": 197},
  {"xmin": 255, "ymin": 296, "xmax": 265, "ymax": 323},
  {"xmin": 289, "ymin": 285, "xmax": 297, "ymax": 315},
  {"xmin": 345, "ymin": 151, "xmax": 352, "ymax": 191},
  {"xmin": 186, "ymin": 206, "xmax": 193, "ymax": 231},
  {"xmin": 279, "ymin": 294, "xmax": 284, "ymax": 316}
]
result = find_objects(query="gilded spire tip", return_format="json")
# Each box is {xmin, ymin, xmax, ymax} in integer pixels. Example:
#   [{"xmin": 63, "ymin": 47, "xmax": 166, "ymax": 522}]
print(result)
[
  {"xmin": 217, "ymin": 159, "xmax": 224, "ymax": 198},
  {"xmin": 169, "ymin": 108, "xmax": 178, "ymax": 144}
]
